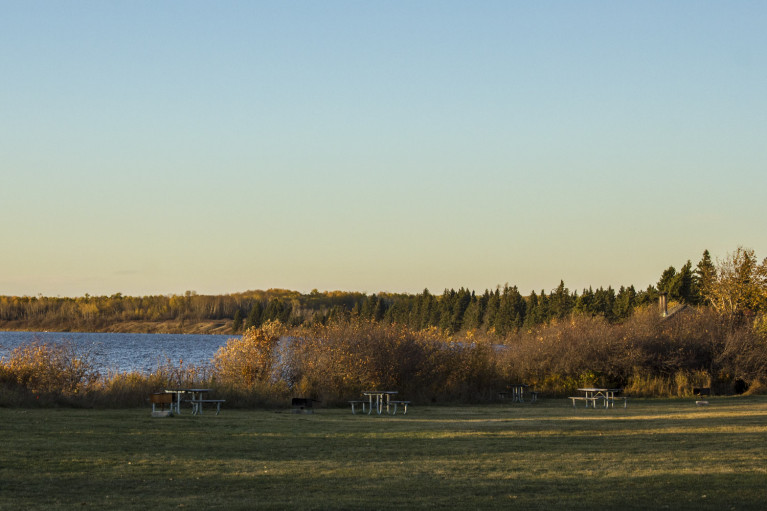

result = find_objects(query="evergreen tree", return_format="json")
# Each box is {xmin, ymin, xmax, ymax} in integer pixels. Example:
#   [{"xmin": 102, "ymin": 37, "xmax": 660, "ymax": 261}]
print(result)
[
  {"xmin": 510, "ymin": 286, "xmax": 527, "ymax": 329},
  {"xmin": 263, "ymin": 298, "xmax": 289, "ymax": 323},
  {"xmin": 537, "ymin": 290, "xmax": 551, "ymax": 323},
  {"xmin": 361, "ymin": 294, "xmax": 377, "ymax": 319},
  {"xmin": 462, "ymin": 295, "xmax": 482, "ymax": 330},
  {"xmin": 483, "ymin": 289, "xmax": 501, "ymax": 332},
  {"xmin": 594, "ymin": 287, "xmax": 616, "ymax": 321},
  {"xmin": 657, "ymin": 262, "xmax": 694, "ymax": 303},
  {"xmin": 450, "ymin": 288, "xmax": 472, "ymax": 332},
  {"xmin": 523, "ymin": 291, "xmax": 540, "ymax": 327},
  {"xmin": 373, "ymin": 296, "xmax": 387, "ymax": 322},
  {"xmin": 549, "ymin": 281, "xmax": 573, "ymax": 319},
  {"xmin": 695, "ymin": 249, "xmax": 716, "ymax": 305},
  {"xmin": 438, "ymin": 289, "xmax": 456, "ymax": 331},
  {"xmin": 232, "ymin": 309, "xmax": 243, "ymax": 333},
  {"xmin": 657, "ymin": 266, "xmax": 677, "ymax": 296},
  {"xmin": 614, "ymin": 285, "xmax": 636, "ymax": 320},
  {"xmin": 575, "ymin": 287, "xmax": 595, "ymax": 316},
  {"xmin": 494, "ymin": 285, "xmax": 526, "ymax": 336},
  {"xmin": 245, "ymin": 301, "xmax": 263, "ymax": 329},
  {"xmin": 672, "ymin": 261, "xmax": 695, "ymax": 303}
]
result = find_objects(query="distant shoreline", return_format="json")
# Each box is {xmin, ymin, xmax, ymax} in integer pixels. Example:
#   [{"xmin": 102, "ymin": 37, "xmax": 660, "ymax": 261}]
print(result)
[{"xmin": 0, "ymin": 319, "xmax": 236, "ymax": 336}]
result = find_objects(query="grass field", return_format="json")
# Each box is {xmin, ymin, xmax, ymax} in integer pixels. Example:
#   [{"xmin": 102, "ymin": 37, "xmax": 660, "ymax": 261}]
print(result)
[{"xmin": 2, "ymin": 397, "xmax": 766, "ymax": 510}]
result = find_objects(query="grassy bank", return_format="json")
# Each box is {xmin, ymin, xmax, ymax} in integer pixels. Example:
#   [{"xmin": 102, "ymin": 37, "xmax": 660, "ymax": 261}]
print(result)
[{"xmin": 2, "ymin": 397, "xmax": 766, "ymax": 510}]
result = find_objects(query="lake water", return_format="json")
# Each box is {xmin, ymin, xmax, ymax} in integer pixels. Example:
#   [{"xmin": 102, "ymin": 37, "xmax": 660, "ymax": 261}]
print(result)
[{"xmin": 0, "ymin": 331, "xmax": 238, "ymax": 374}]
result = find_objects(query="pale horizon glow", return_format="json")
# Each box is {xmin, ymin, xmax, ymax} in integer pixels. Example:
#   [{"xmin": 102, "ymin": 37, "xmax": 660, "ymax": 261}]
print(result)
[{"xmin": 1, "ymin": 2, "xmax": 765, "ymax": 298}]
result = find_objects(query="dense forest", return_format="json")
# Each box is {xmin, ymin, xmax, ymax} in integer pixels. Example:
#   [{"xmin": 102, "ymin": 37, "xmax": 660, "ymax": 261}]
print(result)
[{"xmin": 1, "ymin": 248, "xmax": 765, "ymax": 336}]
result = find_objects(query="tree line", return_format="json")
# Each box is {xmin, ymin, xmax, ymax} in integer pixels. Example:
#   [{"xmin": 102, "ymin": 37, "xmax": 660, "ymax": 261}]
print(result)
[{"xmin": 2, "ymin": 248, "xmax": 765, "ymax": 335}]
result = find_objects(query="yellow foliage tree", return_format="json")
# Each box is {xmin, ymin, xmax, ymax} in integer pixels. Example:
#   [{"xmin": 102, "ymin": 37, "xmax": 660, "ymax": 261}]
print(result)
[{"xmin": 704, "ymin": 247, "xmax": 767, "ymax": 318}]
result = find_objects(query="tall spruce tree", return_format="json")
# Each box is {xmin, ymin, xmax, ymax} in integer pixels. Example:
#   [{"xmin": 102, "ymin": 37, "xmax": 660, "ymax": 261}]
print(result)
[
  {"xmin": 695, "ymin": 250, "xmax": 716, "ymax": 305},
  {"xmin": 524, "ymin": 291, "xmax": 540, "ymax": 327},
  {"xmin": 232, "ymin": 309, "xmax": 243, "ymax": 332},
  {"xmin": 483, "ymin": 289, "xmax": 501, "ymax": 331},
  {"xmin": 614, "ymin": 285, "xmax": 636, "ymax": 319},
  {"xmin": 549, "ymin": 281, "xmax": 573, "ymax": 319},
  {"xmin": 245, "ymin": 301, "xmax": 263, "ymax": 329}
]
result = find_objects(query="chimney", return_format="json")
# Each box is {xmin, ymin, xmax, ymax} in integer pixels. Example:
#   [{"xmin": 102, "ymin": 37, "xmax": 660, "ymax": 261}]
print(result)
[{"xmin": 659, "ymin": 293, "xmax": 668, "ymax": 317}]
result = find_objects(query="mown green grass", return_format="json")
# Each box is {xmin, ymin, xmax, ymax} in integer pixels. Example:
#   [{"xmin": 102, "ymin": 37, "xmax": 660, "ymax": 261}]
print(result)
[{"xmin": 2, "ymin": 397, "xmax": 766, "ymax": 510}]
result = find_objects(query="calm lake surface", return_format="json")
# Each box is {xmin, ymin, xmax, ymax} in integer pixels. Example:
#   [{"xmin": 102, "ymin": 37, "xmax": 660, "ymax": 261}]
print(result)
[{"xmin": 0, "ymin": 331, "xmax": 238, "ymax": 374}]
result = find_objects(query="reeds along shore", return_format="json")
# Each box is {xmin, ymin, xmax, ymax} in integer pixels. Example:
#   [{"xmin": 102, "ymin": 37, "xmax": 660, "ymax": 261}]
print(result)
[{"xmin": 1, "ymin": 307, "xmax": 766, "ymax": 408}]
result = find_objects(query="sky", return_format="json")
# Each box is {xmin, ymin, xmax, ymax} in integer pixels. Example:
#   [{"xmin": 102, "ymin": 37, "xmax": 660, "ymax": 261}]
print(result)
[{"xmin": 1, "ymin": 1, "xmax": 766, "ymax": 298}]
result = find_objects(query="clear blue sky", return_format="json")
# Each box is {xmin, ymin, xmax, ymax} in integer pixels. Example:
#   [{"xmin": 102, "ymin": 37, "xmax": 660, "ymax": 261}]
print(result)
[{"xmin": 2, "ymin": 1, "xmax": 765, "ymax": 297}]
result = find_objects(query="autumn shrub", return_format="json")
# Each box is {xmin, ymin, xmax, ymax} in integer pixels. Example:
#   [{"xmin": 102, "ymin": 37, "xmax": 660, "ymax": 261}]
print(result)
[
  {"xmin": 714, "ymin": 325, "xmax": 767, "ymax": 394},
  {"xmin": 442, "ymin": 330, "xmax": 506, "ymax": 401},
  {"xmin": 284, "ymin": 320, "xmax": 425, "ymax": 403},
  {"xmin": 501, "ymin": 315, "xmax": 625, "ymax": 395},
  {"xmin": 499, "ymin": 306, "xmax": 742, "ymax": 397},
  {"xmin": 282, "ymin": 320, "xmax": 504, "ymax": 404},
  {"xmin": 0, "ymin": 340, "xmax": 218, "ymax": 407},
  {"xmin": 0, "ymin": 341, "xmax": 100, "ymax": 405}
]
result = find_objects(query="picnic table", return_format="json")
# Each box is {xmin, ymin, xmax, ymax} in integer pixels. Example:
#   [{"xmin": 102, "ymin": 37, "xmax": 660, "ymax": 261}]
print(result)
[
  {"xmin": 164, "ymin": 388, "xmax": 224, "ymax": 415},
  {"xmin": 509, "ymin": 384, "xmax": 528, "ymax": 403},
  {"xmin": 500, "ymin": 384, "xmax": 536, "ymax": 403},
  {"xmin": 571, "ymin": 388, "xmax": 626, "ymax": 408},
  {"xmin": 349, "ymin": 391, "xmax": 409, "ymax": 415},
  {"xmin": 363, "ymin": 390, "xmax": 397, "ymax": 415}
]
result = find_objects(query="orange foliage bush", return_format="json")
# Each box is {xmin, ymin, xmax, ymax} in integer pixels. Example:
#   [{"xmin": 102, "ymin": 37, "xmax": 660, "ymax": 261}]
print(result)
[
  {"xmin": 213, "ymin": 321, "xmax": 284, "ymax": 387},
  {"xmin": 0, "ymin": 340, "xmax": 100, "ymax": 397}
]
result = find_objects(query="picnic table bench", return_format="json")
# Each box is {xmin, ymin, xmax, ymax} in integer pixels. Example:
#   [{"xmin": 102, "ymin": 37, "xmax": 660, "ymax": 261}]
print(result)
[
  {"xmin": 499, "ymin": 384, "xmax": 534, "ymax": 403},
  {"xmin": 348, "ymin": 400, "xmax": 368, "ymax": 415},
  {"xmin": 570, "ymin": 388, "xmax": 628, "ymax": 408},
  {"xmin": 189, "ymin": 398, "xmax": 226, "ymax": 415},
  {"xmin": 388, "ymin": 400, "xmax": 410, "ymax": 415},
  {"xmin": 606, "ymin": 395, "xmax": 629, "ymax": 408},
  {"xmin": 569, "ymin": 396, "xmax": 601, "ymax": 408}
]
